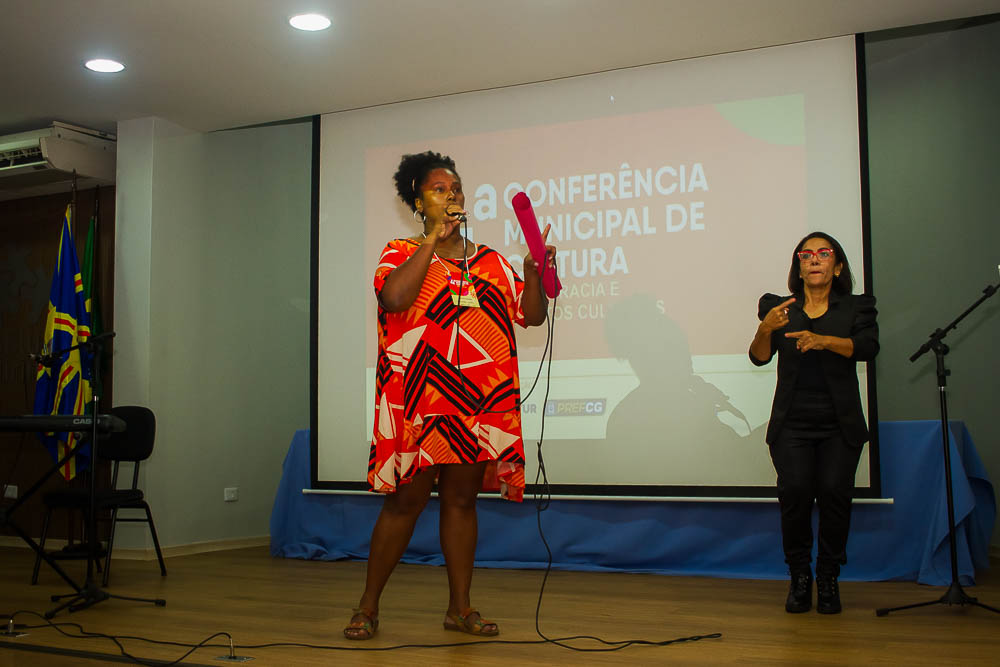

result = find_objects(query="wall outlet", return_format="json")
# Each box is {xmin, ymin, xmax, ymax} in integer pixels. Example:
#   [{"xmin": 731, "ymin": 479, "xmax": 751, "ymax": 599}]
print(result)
[
  {"xmin": 3, "ymin": 485, "xmax": 16, "ymax": 499},
  {"xmin": 224, "ymin": 487, "xmax": 239, "ymax": 502}
]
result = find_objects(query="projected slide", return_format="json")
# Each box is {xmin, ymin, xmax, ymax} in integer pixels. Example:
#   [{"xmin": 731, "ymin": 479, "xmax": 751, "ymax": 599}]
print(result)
[{"xmin": 316, "ymin": 36, "xmax": 872, "ymax": 495}]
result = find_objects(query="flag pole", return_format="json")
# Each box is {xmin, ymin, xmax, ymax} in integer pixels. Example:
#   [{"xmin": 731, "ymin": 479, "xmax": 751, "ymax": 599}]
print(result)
[
  {"xmin": 93, "ymin": 186, "xmax": 99, "ymax": 296},
  {"xmin": 71, "ymin": 170, "xmax": 78, "ymax": 239}
]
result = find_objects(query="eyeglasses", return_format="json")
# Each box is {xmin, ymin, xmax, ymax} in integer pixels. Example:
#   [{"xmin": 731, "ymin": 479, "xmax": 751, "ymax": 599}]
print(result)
[{"xmin": 797, "ymin": 248, "xmax": 834, "ymax": 262}]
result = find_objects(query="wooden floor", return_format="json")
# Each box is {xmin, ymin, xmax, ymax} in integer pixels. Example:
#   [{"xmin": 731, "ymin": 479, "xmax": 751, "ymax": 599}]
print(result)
[{"xmin": 1, "ymin": 546, "xmax": 999, "ymax": 666}]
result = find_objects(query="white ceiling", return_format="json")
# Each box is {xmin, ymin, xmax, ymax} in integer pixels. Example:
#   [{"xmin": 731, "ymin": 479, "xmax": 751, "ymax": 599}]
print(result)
[{"xmin": 2, "ymin": 0, "xmax": 999, "ymax": 137}]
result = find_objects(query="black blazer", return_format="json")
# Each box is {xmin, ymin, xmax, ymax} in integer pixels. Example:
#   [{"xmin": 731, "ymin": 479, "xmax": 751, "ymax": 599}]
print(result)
[{"xmin": 750, "ymin": 291, "xmax": 878, "ymax": 447}]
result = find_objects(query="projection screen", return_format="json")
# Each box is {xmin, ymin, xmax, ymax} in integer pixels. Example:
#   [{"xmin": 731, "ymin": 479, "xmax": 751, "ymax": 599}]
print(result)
[{"xmin": 313, "ymin": 35, "xmax": 877, "ymax": 498}]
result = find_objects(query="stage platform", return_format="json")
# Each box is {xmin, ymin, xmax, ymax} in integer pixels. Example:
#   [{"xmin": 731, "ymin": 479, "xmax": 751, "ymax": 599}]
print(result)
[{"xmin": 271, "ymin": 421, "xmax": 996, "ymax": 585}]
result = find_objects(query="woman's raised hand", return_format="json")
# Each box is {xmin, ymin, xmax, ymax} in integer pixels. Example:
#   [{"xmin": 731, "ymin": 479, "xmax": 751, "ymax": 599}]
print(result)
[
  {"xmin": 762, "ymin": 297, "xmax": 795, "ymax": 332},
  {"xmin": 523, "ymin": 224, "xmax": 556, "ymax": 277}
]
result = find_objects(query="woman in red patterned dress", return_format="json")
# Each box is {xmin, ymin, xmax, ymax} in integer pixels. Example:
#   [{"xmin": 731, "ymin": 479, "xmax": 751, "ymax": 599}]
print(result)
[{"xmin": 344, "ymin": 151, "xmax": 554, "ymax": 640}]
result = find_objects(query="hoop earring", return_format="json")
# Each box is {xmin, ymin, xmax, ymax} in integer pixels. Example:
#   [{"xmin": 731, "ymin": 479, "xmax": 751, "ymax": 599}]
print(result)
[{"xmin": 413, "ymin": 209, "xmax": 426, "ymax": 223}]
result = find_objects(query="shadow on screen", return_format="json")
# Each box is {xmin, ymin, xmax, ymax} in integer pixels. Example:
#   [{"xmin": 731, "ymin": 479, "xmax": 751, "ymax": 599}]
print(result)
[{"xmin": 602, "ymin": 294, "xmax": 771, "ymax": 484}]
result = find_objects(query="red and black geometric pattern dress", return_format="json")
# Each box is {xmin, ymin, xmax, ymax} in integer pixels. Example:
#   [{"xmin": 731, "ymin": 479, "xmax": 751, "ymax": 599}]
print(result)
[{"xmin": 370, "ymin": 238, "xmax": 527, "ymax": 502}]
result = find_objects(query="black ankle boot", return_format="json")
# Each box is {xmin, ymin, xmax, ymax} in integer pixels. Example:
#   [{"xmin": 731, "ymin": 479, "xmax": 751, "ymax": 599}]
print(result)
[
  {"xmin": 816, "ymin": 574, "xmax": 841, "ymax": 614},
  {"xmin": 785, "ymin": 570, "xmax": 812, "ymax": 613}
]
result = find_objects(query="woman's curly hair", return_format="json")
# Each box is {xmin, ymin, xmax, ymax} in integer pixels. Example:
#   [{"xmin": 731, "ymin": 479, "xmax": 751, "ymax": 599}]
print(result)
[{"xmin": 392, "ymin": 151, "xmax": 459, "ymax": 212}]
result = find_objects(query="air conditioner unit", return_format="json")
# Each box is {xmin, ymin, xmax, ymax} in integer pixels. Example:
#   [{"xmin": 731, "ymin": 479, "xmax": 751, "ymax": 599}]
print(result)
[{"xmin": 0, "ymin": 121, "xmax": 116, "ymax": 202}]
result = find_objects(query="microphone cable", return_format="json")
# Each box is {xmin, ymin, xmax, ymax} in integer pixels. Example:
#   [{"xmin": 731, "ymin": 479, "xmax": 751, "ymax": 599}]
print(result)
[
  {"xmin": 3, "ymin": 606, "xmax": 719, "ymax": 664},
  {"xmin": 447, "ymin": 222, "xmax": 722, "ymax": 651}
]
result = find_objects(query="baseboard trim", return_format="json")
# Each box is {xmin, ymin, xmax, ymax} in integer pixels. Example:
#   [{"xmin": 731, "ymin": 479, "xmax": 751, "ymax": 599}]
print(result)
[
  {"xmin": 0, "ymin": 535, "xmax": 270, "ymax": 560},
  {"xmin": 0, "ymin": 536, "xmax": 75, "ymax": 551},
  {"xmin": 151, "ymin": 536, "xmax": 271, "ymax": 560}
]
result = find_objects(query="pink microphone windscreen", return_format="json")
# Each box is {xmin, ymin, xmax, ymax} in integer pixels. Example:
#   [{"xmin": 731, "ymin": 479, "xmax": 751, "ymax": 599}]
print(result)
[{"xmin": 512, "ymin": 192, "xmax": 561, "ymax": 298}]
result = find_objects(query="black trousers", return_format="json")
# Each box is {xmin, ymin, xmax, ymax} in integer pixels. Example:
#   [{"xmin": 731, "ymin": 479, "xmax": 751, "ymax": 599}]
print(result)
[{"xmin": 768, "ymin": 390, "xmax": 863, "ymax": 576}]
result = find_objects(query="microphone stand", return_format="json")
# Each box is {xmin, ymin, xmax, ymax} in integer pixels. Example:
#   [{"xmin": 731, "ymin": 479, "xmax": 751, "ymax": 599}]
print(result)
[
  {"xmin": 43, "ymin": 333, "xmax": 166, "ymax": 618},
  {"xmin": 876, "ymin": 279, "xmax": 1000, "ymax": 617}
]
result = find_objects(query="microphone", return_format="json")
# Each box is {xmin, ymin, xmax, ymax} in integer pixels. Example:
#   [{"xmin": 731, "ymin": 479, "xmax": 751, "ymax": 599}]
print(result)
[
  {"xmin": 511, "ymin": 192, "xmax": 561, "ymax": 298},
  {"xmin": 29, "ymin": 331, "xmax": 117, "ymax": 367},
  {"xmin": 446, "ymin": 206, "xmax": 467, "ymax": 223}
]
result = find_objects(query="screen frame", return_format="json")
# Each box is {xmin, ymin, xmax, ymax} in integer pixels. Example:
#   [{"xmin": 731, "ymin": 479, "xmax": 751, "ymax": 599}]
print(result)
[{"xmin": 309, "ymin": 34, "xmax": 882, "ymax": 500}]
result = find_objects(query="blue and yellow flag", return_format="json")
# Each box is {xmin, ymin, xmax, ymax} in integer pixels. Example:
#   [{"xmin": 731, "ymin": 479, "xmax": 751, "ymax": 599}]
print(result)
[{"xmin": 33, "ymin": 205, "xmax": 94, "ymax": 480}]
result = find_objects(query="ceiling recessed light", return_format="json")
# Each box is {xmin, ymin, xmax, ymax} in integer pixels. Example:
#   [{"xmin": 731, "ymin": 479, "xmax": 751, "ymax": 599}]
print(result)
[
  {"xmin": 85, "ymin": 59, "xmax": 125, "ymax": 73},
  {"xmin": 289, "ymin": 13, "xmax": 331, "ymax": 31}
]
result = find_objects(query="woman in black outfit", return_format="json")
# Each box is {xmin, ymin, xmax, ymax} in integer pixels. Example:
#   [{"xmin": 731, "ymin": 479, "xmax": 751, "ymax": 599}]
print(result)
[{"xmin": 749, "ymin": 232, "xmax": 878, "ymax": 614}]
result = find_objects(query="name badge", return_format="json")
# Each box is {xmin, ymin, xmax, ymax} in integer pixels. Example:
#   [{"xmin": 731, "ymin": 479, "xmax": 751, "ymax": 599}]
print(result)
[{"xmin": 448, "ymin": 275, "xmax": 480, "ymax": 308}]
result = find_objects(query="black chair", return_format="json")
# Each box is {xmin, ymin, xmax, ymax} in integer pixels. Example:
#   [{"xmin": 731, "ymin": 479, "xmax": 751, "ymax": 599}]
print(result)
[{"xmin": 32, "ymin": 405, "xmax": 166, "ymax": 587}]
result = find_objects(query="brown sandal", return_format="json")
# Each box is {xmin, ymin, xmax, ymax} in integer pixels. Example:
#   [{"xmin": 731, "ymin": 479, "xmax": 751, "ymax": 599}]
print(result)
[
  {"xmin": 343, "ymin": 607, "xmax": 379, "ymax": 640},
  {"xmin": 443, "ymin": 608, "xmax": 499, "ymax": 636}
]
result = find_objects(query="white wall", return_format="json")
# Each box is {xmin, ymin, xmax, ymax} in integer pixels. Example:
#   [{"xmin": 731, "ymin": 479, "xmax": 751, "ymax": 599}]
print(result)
[{"xmin": 113, "ymin": 118, "xmax": 311, "ymax": 549}]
